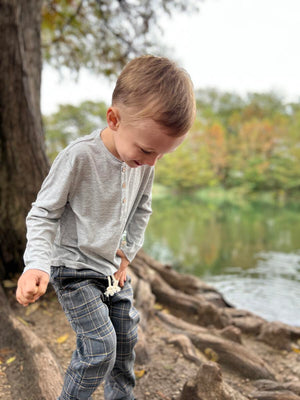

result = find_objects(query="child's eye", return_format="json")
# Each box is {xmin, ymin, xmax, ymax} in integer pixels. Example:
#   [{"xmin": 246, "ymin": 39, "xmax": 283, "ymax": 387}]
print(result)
[{"xmin": 140, "ymin": 148, "xmax": 152, "ymax": 155}]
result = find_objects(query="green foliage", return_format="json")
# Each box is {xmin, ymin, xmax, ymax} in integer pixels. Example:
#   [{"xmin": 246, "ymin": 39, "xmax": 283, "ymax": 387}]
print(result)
[
  {"xmin": 43, "ymin": 90, "xmax": 300, "ymax": 195},
  {"xmin": 155, "ymin": 89, "xmax": 300, "ymax": 194},
  {"xmin": 44, "ymin": 100, "xmax": 106, "ymax": 161},
  {"xmin": 155, "ymin": 129, "xmax": 218, "ymax": 192},
  {"xmin": 41, "ymin": 0, "xmax": 198, "ymax": 75}
]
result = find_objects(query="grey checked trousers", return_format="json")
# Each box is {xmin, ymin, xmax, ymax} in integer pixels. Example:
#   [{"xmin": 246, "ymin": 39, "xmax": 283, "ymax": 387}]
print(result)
[{"xmin": 51, "ymin": 266, "xmax": 140, "ymax": 400}]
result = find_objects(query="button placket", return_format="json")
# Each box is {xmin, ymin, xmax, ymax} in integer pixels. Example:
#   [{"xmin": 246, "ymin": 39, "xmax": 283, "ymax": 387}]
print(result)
[{"xmin": 120, "ymin": 163, "xmax": 127, "ymax": 219}]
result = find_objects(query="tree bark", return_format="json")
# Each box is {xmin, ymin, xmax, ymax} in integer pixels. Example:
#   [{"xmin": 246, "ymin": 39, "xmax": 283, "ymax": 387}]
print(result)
[
  {"xmin": 130, "ymin": 251, "xmax": 300, "ymax": 400},
  {"xmin": 0, "ymin": 0, "xmax": 49, "ymax": 278},
  {"xmin": 180, "ymin": 361, "xmax": 248, "ymax": 400},
  {"xmin": 0, "ymin": 284, "xmax": 63, "ymax": 399},
  {"xmin": 2, "ymin": 250, "xmax": 300, "ymax": 399}
]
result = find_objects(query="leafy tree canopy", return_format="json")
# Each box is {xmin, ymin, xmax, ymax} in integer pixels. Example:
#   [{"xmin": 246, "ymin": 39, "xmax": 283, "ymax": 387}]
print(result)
[
  {"xmin": 44, "ymin": 91, "xmax": 300, "ymax": 196},
  {"xmin": 44, "ymin": 100, "xmax": 107, "ymax": 161},
  {"xmin": 42, "ymin": 0, "xmax": 198, "ymax": 76}
]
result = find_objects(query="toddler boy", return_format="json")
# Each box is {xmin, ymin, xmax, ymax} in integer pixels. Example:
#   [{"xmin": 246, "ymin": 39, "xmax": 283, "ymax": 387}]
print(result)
[{"xmin": 16, "ymin": 55, "xmax": 196, "ymax": 400}]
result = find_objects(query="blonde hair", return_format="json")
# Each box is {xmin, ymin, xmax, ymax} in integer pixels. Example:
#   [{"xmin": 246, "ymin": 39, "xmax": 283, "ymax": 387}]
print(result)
[{"xmin": 112, "ymin": 55, "xmax": 196, "ymax": 137}]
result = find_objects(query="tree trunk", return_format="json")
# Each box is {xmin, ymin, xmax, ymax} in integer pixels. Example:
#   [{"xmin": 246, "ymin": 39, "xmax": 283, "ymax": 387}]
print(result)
[{"xmin": 0, "ymin": 0, "xmax": 49, "ymax": 278}]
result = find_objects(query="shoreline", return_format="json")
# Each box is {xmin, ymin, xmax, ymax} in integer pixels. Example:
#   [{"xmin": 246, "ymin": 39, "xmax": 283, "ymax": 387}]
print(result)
[{"xmin": 1, "ymin": 250, "xmax": 300, "ymax": 399}]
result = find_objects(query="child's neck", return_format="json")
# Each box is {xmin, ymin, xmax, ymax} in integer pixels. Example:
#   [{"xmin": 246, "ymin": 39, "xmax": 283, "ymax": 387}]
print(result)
[{"xmin": 101, "ymin": 128, "xmax": 121, "ymax": 160}]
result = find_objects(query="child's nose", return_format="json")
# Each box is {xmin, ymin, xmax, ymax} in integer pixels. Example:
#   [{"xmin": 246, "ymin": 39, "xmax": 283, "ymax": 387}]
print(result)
[{"xmin": 145, "ymin": 153, "xmax": 160, "ymax": 166}]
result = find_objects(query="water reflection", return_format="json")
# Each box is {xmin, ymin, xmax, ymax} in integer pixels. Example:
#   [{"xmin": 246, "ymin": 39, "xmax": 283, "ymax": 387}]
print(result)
[
  {"xmin": 206, "ymin": 251, "xmax": 300, "ymax": 326},
  {"xmin": 143, "ymin": 197, "xmax": 300, "ymax": 326}
]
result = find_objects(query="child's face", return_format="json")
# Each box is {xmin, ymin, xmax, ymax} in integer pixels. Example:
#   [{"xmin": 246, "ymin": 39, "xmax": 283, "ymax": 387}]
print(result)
[{"xmin": 108, "ymin": 110, "xmax": 187, "ymax": 168}]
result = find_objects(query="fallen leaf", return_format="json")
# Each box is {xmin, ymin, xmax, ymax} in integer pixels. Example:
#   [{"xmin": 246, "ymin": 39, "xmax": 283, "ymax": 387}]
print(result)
[
  {"xmin": 56, "ymin": 334, "xmax": 69, "ymax": 344},
  {"xmin": 291, "ymin": 346, "xmax": 300, "ymax": 354},
  {"xmin": 3, "ymin": 280, "xmax": 17, "ymax": 288},
  {"xmin": 0, "ymin": 348, "xmax": 12, "ymax": 356},
  {"xmin": 154, "ymin": 303, "xmax": 163, "ymax": 310},
  {"xmin": 6, "ymin": 356, "xmax": 16, "ymax": 365},
  {"xmin": 25, "ymin": 302, "xmax": 40, "ymax": 316},
  {"xmin": 42, "ymin": 310, "xmax": 53, "ymax": 316},
  {"xmin": 0, "ymin": 348, "xmax": 13, "ymax": 363},
  {"xmin": 16, "ymin": 316, "xmax": 30, "ymax": 326},
  {"xmin": 157, "ymin": 391, "xmax": 171, "ymax": 400},
  {"xmin": 2, "ymin": 279, "xmax": 18, "ymax": 289},
  {"xmin": 204, "ymin": 347, "xmax": 219, "ymax": 362},
  {"xmin": 163, "ymin": 364, "xmax": 174, "ymax": 370},
  {"xmin": 134, "ymin": 369, "xmax": 146, "ymax": 379}
]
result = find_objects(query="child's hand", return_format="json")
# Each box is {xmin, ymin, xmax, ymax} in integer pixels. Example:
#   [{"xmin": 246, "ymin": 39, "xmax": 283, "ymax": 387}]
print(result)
[
  {"xmin": 115, "ymin": 249, "xmax": 129, "ymax": 288},
  {"xmin": 16, "ymin": 269, "xmax": 49, "ymax": 306}
]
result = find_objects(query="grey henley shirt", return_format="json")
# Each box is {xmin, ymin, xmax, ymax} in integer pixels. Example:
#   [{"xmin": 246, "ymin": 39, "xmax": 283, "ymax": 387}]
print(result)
[{"xmin": 23, "ymin": 129, "xmax": 154, "ymax": 276}]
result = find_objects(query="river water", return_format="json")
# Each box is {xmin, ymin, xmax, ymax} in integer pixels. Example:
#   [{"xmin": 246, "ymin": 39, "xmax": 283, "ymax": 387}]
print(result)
[{"xmin": 143, "ymin": 196, "xmax": 300, "ymax": 327}]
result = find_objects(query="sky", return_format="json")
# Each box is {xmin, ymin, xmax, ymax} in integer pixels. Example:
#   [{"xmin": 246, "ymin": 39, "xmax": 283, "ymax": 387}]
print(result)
[{"xmin": 41, "ymin": 0, "xmax": 300, "ymax": 115}]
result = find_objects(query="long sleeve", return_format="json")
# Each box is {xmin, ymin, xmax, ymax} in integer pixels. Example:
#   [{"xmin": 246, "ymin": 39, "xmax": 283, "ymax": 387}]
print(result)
[
  {"xmin": 120, "ymin": 168, "xmax": 154, "ymax": 262},
  {"xmin": 23, "ymin": 129, "xmax": 157, "ymax": 277},
  {"xmin": 23, "ymin": 150, "xmax": 74, "ymax": 275}
]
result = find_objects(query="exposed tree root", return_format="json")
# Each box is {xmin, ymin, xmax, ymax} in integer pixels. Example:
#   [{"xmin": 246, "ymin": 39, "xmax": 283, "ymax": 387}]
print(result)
[
  {"xmin": 1, "ymin": 249, "xmax": 300, "ymax": 400},
  {"xmin": 156, "ymin": 311, "xmax": 275, "ymax": 380},
  {"xmin": 0, "ymin": 284, "xmax": 63, "ymax": 400},
  {"xmin": 131, "ymin": 250, "xmax": 300, "ymax": 400},
  {"xmin": 180, "ymin": 361, "xmax": 248, "ymax": 400}
]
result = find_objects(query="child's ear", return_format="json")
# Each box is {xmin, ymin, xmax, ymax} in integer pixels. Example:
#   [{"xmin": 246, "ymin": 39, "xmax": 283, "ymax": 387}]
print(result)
[{"xmin": 106, "ymin": 107, "xmax": 120, "ymax": 131}]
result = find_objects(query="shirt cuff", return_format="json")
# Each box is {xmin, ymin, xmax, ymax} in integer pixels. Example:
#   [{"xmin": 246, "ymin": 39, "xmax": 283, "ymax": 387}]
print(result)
[{"xmin": 23, "ymin": 264, "xmax": 51, "ymax": 276}]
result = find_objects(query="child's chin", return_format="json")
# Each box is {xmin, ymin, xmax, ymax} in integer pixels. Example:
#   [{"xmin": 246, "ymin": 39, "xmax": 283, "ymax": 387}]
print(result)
[
  {"xmin": 130, "ymin": 160, "xmax": 142, "ymax": 168},
  {"xmin": 124, "ymin": 160, "xmax": 139, "ymax": 168}
]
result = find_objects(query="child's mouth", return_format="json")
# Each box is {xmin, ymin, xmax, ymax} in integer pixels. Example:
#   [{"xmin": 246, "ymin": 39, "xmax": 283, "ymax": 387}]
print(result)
[{"xmin": 134, "ymin": 161, "xmax": 142, "ymax": 166}]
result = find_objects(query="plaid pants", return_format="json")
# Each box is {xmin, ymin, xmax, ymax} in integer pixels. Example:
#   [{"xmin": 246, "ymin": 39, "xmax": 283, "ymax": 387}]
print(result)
[{"xmin": 51, "ymin": 266, "xmax": 139, "ymax": 400}]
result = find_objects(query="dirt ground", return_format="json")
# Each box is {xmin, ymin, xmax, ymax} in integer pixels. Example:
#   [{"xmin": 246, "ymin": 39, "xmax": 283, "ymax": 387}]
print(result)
[
  {"xmin": 1, "ymin": 286, "xmax": 199, "ymax": 400},
  {"xmin": 1, "ymin": 284, "xmax": 300, "ymax": 400}
]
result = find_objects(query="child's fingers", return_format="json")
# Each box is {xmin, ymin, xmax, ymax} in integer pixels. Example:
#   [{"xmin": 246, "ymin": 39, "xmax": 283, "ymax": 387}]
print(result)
[
  {"xmin": 16, "ymin": 270, "xmax": 49, "ymax": 306},
  {"xmin": 16, "ymin": 287, "xmax": 36, "ymax": 306},
  {"xmin": 24, "ymin": 279, "xmax": 39, "ymax": 296},
  {"xmin": 119, "ymin": 274, "xmax": 126, "ymax": 287},
  {"xmin": 16, "ymin": 279, "xmax": 38, "ymax": 305},
  {"xmin": 36, "ymin": 275, "xmax": 49, "ymax": 298},
  {"xmin": 114, "ymin": 270, "xmax": 127, "ymax": 288}
]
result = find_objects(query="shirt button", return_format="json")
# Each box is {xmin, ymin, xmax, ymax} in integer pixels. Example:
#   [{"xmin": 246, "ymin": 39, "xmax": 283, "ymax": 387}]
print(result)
[
  {"xmin": 122, "ymin": 183, "xmax": 126, "ymax": 189},
  {"xmin": 122, "ymin": 198, "xmax": 126, "ymax": 203},
  {"xmin": 122, "ymin": 166, "xmax": 126, "ymax": 173}
]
